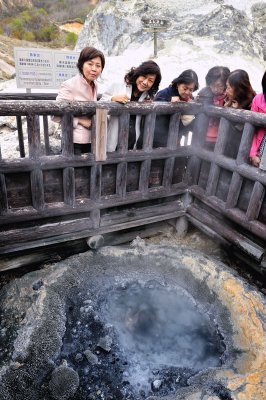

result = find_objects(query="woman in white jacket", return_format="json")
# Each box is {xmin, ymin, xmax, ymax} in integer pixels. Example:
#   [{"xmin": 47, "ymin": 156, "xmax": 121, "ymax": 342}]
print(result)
[{"xmin": 100, "ymin": 60, "xmax": 161, "ymax": 151}]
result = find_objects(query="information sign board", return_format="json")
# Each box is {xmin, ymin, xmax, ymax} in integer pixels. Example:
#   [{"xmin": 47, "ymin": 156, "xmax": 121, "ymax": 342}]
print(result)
[
  {"xmin": 14, "ymin": 47, "xmax": 79, "ymax": 89},
  {"xmin": 141, "ymin": 18, "xmax": 170, "ymax": 32}
]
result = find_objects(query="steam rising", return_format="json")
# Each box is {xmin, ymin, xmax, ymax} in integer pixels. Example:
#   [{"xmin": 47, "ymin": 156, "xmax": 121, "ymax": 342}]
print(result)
[{"xmin": 101, "ymin": 281, "xmax": 224, "ymax": 390}]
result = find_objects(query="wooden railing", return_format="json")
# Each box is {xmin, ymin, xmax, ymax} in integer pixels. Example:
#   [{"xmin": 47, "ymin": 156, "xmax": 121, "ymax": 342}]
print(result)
[{"xmin": 0, "ymin": 97, "xmax": 265, "ymax": 270}]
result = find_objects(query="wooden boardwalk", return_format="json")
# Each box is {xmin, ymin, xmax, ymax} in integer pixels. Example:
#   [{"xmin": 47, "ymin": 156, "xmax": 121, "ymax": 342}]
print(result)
[{"xmin": 0, "ymin": 94, "xmax": 265, "ymax": 271}]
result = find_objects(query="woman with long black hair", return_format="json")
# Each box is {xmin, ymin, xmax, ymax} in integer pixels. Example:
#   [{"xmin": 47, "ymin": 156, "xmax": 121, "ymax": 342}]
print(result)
[{"xmin": 100, "ymin": 60, "xmax": 161, "ymax": 151}]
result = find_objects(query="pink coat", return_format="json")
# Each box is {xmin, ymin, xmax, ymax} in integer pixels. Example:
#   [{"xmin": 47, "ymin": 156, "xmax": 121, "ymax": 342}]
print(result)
[
  {"xmin": 249, "ymin": 93, "xmax": 266, "ymax": 157},
  {"xmin": 55, "ymin": 73, "xmax": 97, "ymax": 144}
]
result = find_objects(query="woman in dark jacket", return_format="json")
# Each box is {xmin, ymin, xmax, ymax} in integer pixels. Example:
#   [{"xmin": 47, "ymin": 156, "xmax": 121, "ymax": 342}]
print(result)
[{"xmin": 153, "ymin": 69, "xmax": 199, "ymax": 147}]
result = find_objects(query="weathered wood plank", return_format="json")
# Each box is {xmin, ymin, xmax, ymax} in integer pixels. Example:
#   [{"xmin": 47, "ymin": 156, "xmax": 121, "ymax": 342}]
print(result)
[
  {"xmin": 236, "ymin": 122, "xmax": 255, "ymax": 165},
  {"xmin": 162, "ymin": 157, "xmax": 175, "ymax": 189},
  {"xmin": 27, "ymin": 115, "xmax": 41, "ymax": 158},
  {"xmin": 61, "ymin": 113, "xmax": 74, "ymax": 156},
  {"xmin": 90, "ymin": 164, "xmax": 102, "ymax": 200},
  {"xmin": 184, "ymin": 155, "xmax": 201, "ymax": 185},
  {"xmin": 142, "ymin": 111, "xmax": 156, "ymax": 150},
  {"xmin": 0, "ymin": 203, "xmax": 185, "ymax": 251},
  {"xmin": 100, "ymin": 201, "xmax": 182, "ymax": 226},
  {"xmin": 167, "ymin": 113, "xmax": 181, "ymax": 149},
  {"xmin": 0, "ymin": 173, "xmax": 8, "ymax": 214},
  {"xmin": 204, "ymin": 104, "xmax": 266, "ymax": 128},
  {"xmin": 0, "ymin": 216, "xmax": 94, "ymax": 245},
  {"xmin": 205, "ymin": 164, "xmax": 220, "ymax": 196},
  {"xmin": 0, "ymin": 221, "xmax": 173, "ymax": 272},
  {"xmin": 226, "ymin": 172, "xmax": 243, "ymax": 209},
  {"xmin": 0, "ymin": 99, "xmax": 203, "ymax": 117},
  {"xmin": 43, "ymin": 115, "xmax": 50, "ymax": 155},
  {"xmin": 205, "ymin": 119, "xmax": 233, "ymax": 197},
  {"xmin": 63, "ymin": 167, "xmax": 75, "ymax": 206},
  {"xmin": 0, "ymin": 186, "xmax": 187, "ymax": 226},
  {"xmin": 90, "ymin": 208, "xmax": 100, "ymax": 229},
  {"xmin": 214, "ymin": 117, "xmax": 231, "ymax": 154},
  {"xmin": 31, "ymin": 168, "xmax": 45, "ymax": 210},
  {"xmin": 191, "ymin": 112, "xmax": 209, "ymax": 147},
  {"xmin": 246, "ymin": 181, "xmax": 265, "ymax": 221},
  {"xmin": 0, "ymin": 93, "xmax": 57, "ymax": 100},
  {"xmin": 139, "ymin": 159, "xmax": 151, "ymax": 193},
  {"xmin": 116, "ymin": 162, "xmax": 127, "ymax": 198},
  {"xmin": 16, "ymin": 116, "xmax": 25, "ymax": 158},
  {"xmin": 0, "ymin": 146, "xmax": 191, "ymax": 173},
  {"xmin": 187, "ymin": 203, "xmax": 264, "ymax": 261},
  {"xmin": 190, "ymin": 185, "xmax": 266, "ymax": 240},
  {"xmin": 95, "ymin": 108, "xmax": 108, "ymax": 161},
  {"xmin": 117, "ymin": 112, "xmax": 130, "ymax": 153}
]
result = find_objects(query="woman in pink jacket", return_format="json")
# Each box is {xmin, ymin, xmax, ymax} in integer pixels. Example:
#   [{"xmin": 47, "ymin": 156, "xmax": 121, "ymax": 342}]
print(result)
[
  {"xmin": 56, "ymin": 46, "xmax": 105, "ymax": 154},
  {"xmin": 249, "ymin": 71, "xmax": 266, "ymax": 167}
]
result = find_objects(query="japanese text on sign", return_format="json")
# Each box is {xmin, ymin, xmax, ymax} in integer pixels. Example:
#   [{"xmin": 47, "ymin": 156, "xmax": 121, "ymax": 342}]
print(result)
[
  {"xmin": 141, "ymin": 18, "xmax": 170, "ymax": 30},
  {"xmin": 14, "ymin": 47, "xmax": 79, "ymax": 89}
]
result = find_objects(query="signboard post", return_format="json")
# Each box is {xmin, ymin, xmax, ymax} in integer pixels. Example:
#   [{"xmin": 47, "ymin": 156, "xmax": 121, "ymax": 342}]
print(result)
[
  {"xmin": 14, "ymin": 47, "xmax": 79, "ymax": 90},
  {"xmin": 141, "ymin": 18, "xmax": 170, "ymax": 58}
]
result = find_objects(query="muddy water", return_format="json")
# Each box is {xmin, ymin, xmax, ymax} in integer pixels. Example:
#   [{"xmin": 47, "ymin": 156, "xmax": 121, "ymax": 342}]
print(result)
[{"xmin": 102, "ymin": 282, "xmax": 224, "ymax": 367}]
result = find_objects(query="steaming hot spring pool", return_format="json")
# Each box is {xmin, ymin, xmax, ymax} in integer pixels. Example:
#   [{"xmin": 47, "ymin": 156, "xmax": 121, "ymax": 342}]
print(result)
[{"xmin": 0, "ymin": 241, "xmax": 265, "ymax": 400}]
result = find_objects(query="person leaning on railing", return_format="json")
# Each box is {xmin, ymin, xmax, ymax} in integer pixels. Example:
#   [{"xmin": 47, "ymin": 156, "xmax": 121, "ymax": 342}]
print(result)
[
  {"xmin": 224, "ymin": 69, "xmax": 256, "ymax": 111},
  {"xmin": 223, "ymin": 69, "xmax": 256, "ymax": 158},
  {"xmin": 53, "ymin": 46, "xmax": 105, "ymax": 155},
  {"xmin": 196, "ymin": 66, "xmax": 230, "ymax": 149},
  {"xmin": 100, "ymin": 60, "xmax": 161, "ymax": 151},
  {"xmin": 249, "ymin": 71, "xmax": 266, "ymax": 168},
  {"xmin": 153, "ymin": 69, "xmax": 199, "ymax": 148}
]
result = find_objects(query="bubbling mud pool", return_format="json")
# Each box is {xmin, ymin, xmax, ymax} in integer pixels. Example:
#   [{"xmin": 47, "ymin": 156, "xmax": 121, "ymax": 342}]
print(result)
[
  {"xmin": 0, "ymin": 242, "xmax": 265, "ymax": 400},
  {"xmin": 60, "ymin": 281, "xmax": 226, "ymax": 398},
  {"xmin": 100, "ymin": 282, "xmax": 225, "ymax": 387}
]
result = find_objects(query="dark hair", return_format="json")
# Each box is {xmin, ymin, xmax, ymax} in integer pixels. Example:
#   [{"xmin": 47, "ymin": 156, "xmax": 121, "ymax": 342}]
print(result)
[
  {"xmin": 227, "ymin": 69, "xmax": 256, "ymax": 109},
  {"xmin": 77, "ymin": 46, "xmax": 105, "ymax": 74},
  {"xmin": 205, "ymin": 66, "xmax": 230, "ymax": 87},
  {"xmin": 124, "ymin": 60, "xmax": 161, "ymax": 97},
  {"xmin": 171, "ymin": 69, "xmax": 199, "ymax": 91},
  {"xmin": 262, "ymin": 71, "xmax": 266, "ymax": 102}
]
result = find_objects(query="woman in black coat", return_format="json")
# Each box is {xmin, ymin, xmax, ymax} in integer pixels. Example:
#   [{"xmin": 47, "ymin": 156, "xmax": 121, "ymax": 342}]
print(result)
[{"xmin": 153, "ymin": 69, "xmax": 199, "ymax": 148}]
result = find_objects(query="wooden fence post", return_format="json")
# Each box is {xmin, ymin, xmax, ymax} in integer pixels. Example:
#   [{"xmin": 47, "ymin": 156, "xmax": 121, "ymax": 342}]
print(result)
[{"xmin": 95, "ymin": 108, "xmax": 108, "ymax": 161}]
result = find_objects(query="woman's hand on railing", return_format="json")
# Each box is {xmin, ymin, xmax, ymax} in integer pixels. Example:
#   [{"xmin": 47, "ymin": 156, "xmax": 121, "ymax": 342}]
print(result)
[
  {"xmin": 250, "ymin": 156, "xmax": 260, "ymax": 167},
  {"xmin": 111, "ymin": 94, "xmax": 130, "ymax": 104},
  {"xmin": 171, "ymin": 96, "xmax": 181, "ymax": 103}
]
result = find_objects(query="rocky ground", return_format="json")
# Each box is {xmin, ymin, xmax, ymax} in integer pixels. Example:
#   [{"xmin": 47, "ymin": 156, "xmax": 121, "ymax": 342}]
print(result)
[
  {"xmin": 0, "ymin": 114, "xmax": 61, "ymax": 159},
  {"xmin": 0, "ymin": 237, "xmax": 265, "ymax": 400}
]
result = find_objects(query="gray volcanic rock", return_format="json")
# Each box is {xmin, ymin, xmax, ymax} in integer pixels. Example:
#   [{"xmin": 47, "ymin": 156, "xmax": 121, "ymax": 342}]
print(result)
[
  {"xmin": 76, "ymin": 0, "xmax": 265, "ymax": 61},
  {"xmin": 48, "ymin": 362, "xmax": 80, "ymax": 400}
]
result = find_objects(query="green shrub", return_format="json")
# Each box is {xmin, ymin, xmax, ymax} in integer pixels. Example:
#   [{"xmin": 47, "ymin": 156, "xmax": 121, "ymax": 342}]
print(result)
[
  {"xmin": 22, "ymin": 31, "xmax": 36, "ymax": 41},
  {"xmin": 5, "ymin": 7, "xmax": 59, "ymax": 42},
  {"xmin": 65, "ymin": 32, "xmax": 78, "ymax": 46},
  {"xmin": 37, "ymin": 25, "xmax": 58, "ymax": 42}
]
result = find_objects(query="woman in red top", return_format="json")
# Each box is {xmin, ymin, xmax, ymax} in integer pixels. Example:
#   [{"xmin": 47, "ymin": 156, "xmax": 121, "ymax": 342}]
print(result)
[
  {"xmin": 249, "ymin": 71, "xmax": 266, "ymax": 167},
  {"xmin": 197, "ymin": 66, "xmax": 230, "ymax": 145}
]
